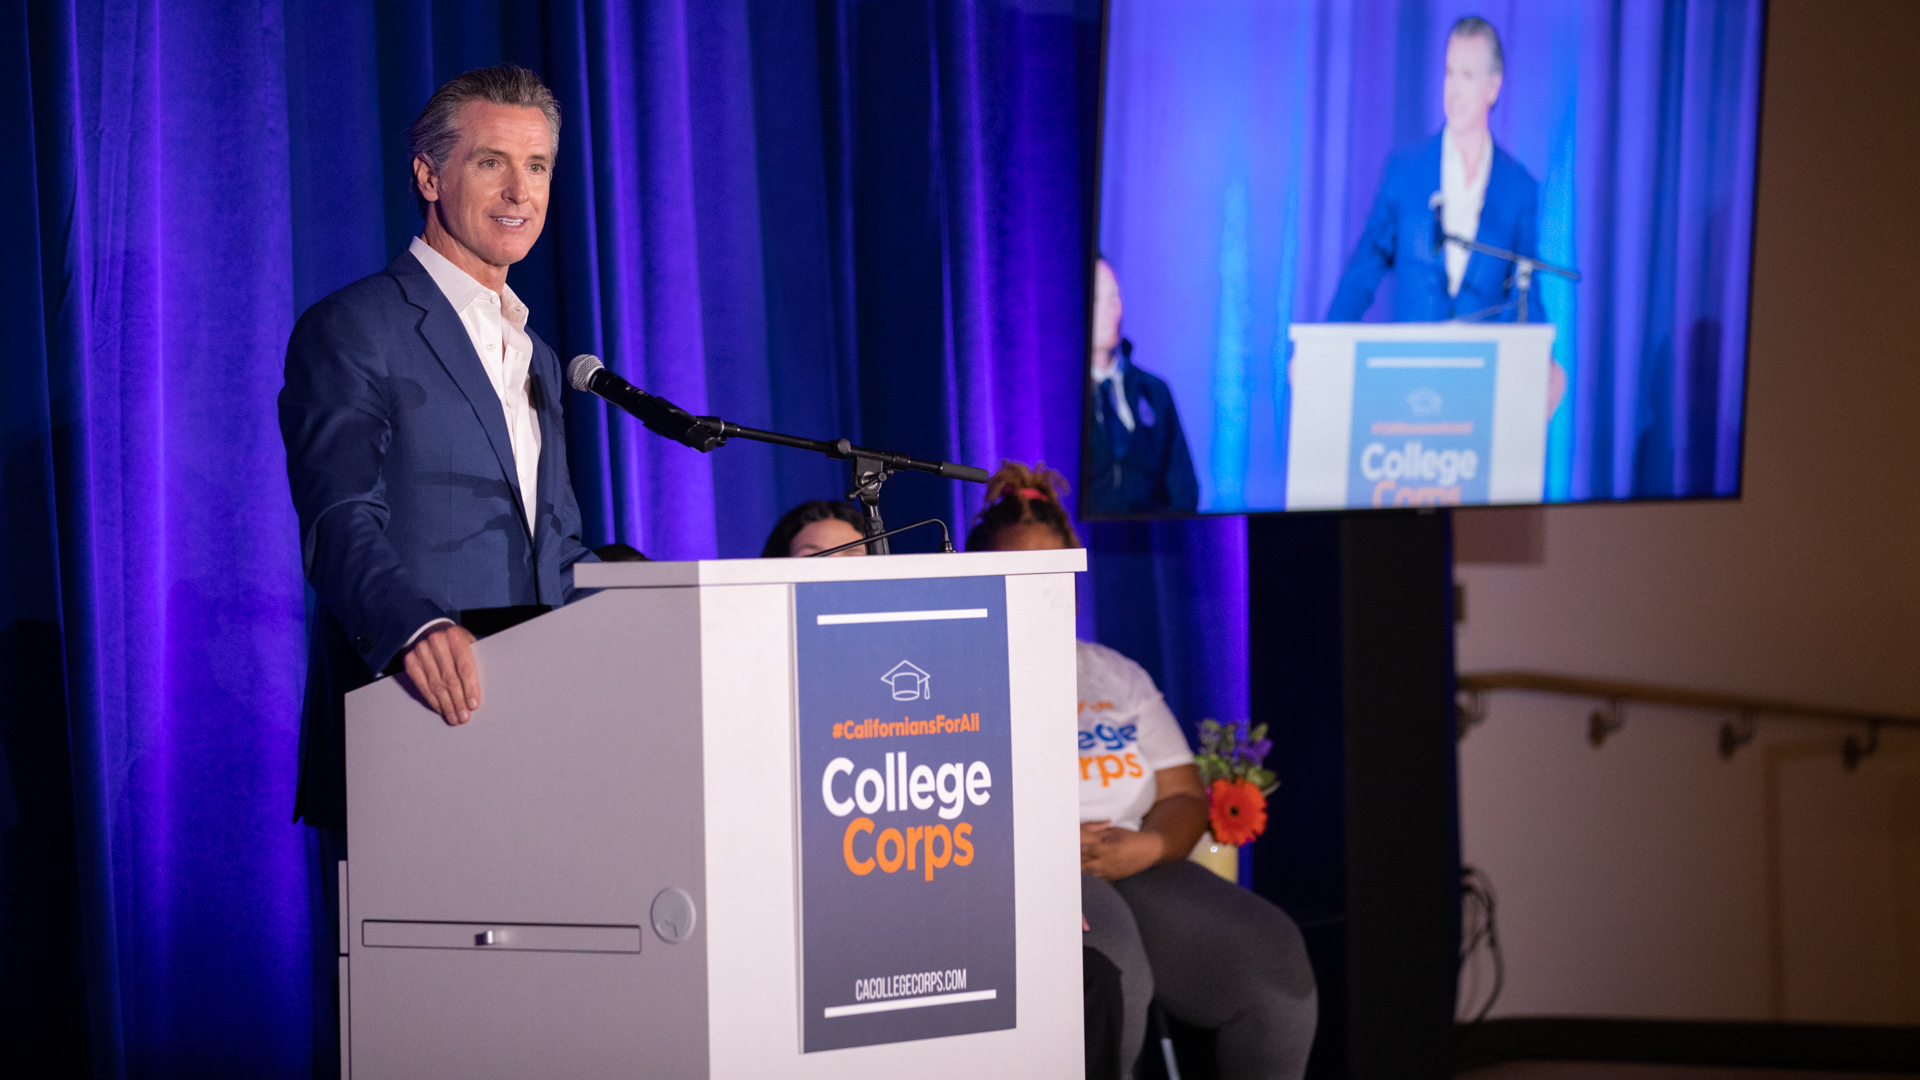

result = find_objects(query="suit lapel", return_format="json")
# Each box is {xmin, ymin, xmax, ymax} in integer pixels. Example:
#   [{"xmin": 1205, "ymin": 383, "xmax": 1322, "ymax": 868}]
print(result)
[
  {"xmin": 1482, "ymin": 151, "xmax": 1515, "ymax": 241},
  {"xmin": 389, "ymin": 252, "xmax": 532, "ymax": 538},
  {"xmin": 1119, "ymin": 366, "xmax": 1152, "ymax": 464},
  {"xmin": 1468, "ymin": 151, "xmax": 1518, "ymax": 298},
  {"xmin": 527, "ymin": 344, "xmax": 562, "ymax": 549},
  {"xmin": 1418, "ymin": 133, "xmax": 1453, "ymax": 302}
]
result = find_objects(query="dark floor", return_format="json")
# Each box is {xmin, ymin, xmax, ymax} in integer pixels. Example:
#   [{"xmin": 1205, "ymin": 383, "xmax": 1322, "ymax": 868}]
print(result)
[{"xmin": 1459, "ymin": 1063, "xmax": 1920, "ymax": 1080}]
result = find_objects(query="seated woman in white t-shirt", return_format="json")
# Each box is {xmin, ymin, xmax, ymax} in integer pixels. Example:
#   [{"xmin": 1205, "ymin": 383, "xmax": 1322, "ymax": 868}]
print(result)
[{"xmin": 968, "ymin": 462, "xmax": 1317, "ymax": 1080}]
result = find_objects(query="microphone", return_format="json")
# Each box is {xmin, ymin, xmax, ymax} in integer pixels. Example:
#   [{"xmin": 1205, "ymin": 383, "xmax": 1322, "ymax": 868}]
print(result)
[
  {"xmin": 1429, "ymin": 191, "xmax": 1446, "ymax": 256},
  {"xmin": 567, "ymin": 355, "xmax": 722, "ymax": 452}
]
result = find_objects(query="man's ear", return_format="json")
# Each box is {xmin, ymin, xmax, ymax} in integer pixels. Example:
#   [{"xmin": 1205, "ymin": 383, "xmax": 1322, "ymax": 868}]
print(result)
[{"xmin": 412, "ymin": 154, "xmax": 440, "ymax": 204}]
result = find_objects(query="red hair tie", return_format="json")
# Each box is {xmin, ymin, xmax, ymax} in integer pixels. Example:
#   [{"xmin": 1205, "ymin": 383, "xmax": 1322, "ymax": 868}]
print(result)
[{"xmin": 1015, "ymin": 486, "xmax": 1050, "ymax": 502}]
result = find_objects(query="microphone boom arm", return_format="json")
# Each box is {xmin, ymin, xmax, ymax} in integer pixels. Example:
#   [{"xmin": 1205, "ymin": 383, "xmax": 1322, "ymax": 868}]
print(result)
[
  {"xmin": 1438, "ymin": 229, "xmax": 1581, "ymax": 324},
  {"xmin": 1429, "ymin": 192, "xmax": 1579, "ymax": 323},
  {"xmin": 689, "ymin": 420, "xmax": 986, "ymax": 554},
  {"xmin": 691, "ymin": 418, "xmax": 990, "ymax": 485},
  {"xmin": 567, "ymin": 354, "xmax": 988, "ymax": 555}
]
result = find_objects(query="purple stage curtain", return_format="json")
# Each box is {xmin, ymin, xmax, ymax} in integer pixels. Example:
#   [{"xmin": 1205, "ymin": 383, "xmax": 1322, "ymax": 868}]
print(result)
[
  {"xmin": 5, "ymin": 0, "xmax": 1246, "ymax": 1074},
  {"xmin": 10, "ymin": 1, "xmax": 312, "ymax": 1075}
]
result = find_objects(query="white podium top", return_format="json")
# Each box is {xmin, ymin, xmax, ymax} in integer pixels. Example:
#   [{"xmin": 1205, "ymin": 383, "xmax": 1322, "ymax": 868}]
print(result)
[
  {"xmin": 575, "ymin": 549, "xmax": 1086, "ymax": 589},
  {"xmin": 1289, "ymin": 321, "xmax": 1556, "ymax": 344}
]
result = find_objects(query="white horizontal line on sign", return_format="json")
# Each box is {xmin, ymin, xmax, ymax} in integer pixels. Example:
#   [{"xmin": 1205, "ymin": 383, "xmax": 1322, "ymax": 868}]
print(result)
[
  {"xmin": 816, "ymin": 608, "xmax": 989, "ymax": 626},
  {"xmin": 1364, "ymin": 356, "xmax": 1486, "ymax": 368},
  {"xmin": 823, "ymin": 989, "xmax": 997, "ymax": 1018}
]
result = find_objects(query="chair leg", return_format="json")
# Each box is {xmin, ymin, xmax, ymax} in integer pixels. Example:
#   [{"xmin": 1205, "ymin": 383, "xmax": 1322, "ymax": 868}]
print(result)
[{"xmin": 1151, "ymin": 1003, "xmax": 1183, "ymax": 1080}]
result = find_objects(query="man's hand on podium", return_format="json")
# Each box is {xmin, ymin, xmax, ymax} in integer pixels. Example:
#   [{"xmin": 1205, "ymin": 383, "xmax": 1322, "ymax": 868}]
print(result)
[{"xmin": 403, "ymin": 623, "xmax": 482, "ymax": 725}]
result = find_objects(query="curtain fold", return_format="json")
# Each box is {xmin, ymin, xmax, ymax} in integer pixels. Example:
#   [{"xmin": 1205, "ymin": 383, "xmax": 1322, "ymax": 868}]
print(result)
[
  {"xmin": 9, "ymin": 1, "xmax": 313, "ymax": 1074},
  {"xmin": 4, "ymin": 1, "xmax": 1244, "ymax": 1073}
]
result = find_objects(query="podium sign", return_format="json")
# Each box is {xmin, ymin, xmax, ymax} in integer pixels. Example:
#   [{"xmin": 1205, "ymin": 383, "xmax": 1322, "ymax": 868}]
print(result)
[
  {"xmin": 795, "ymin": 576, "xmax": 1017, "ymax": 1050},
  {"xmin": 1287, "ymin": 322, "xmax": 1555, "ymax": 510},
  {"xmin": 1345, "ymin": 340, "xmax": 1498, "ymax": 508}
]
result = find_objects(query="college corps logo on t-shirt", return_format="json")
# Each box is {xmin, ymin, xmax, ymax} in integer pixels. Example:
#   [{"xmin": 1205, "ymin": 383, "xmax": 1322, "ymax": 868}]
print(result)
[
  {"xmin": 1077, "ymin": 700, "xmax": 1148, "ymax": 789},
  {"xmin": 794, "ymin": 576, "xmax": 1017, "ymax": 1053},
  {"xmin": 1074, "ymin": 642, "xmax": 1195, "ymax": 831}
]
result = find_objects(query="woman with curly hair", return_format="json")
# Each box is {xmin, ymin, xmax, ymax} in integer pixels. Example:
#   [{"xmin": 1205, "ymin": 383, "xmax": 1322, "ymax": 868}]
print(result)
[{"xmin": 969, "ymin": 462, "xmax": 1317, "ymax": 1080}]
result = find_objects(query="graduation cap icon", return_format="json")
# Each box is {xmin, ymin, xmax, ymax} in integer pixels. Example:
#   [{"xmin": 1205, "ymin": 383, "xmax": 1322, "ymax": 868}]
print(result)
[{"xmin": 882, "ymin": 660, "xmax": 930, "ymax": 702}]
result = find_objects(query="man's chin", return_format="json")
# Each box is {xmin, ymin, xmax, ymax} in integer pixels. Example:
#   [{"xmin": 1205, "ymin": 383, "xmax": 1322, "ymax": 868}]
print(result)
[{"xmin": 481, "ymin": 236, "xmax": 541, "ymax": 267}]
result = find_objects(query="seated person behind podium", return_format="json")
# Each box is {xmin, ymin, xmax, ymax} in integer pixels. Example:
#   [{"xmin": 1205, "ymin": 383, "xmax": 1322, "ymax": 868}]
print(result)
[
  {"xmin": 761, "ymin": 499, "xmax": 871, "ymax": 558},
  {"xmin": 1087, "ymin": 257, "xmax": 1199, "ymax": 515},
  {"xmin": 968, "ymin": 463, "xmax": 1317, "ymax": 1080}
]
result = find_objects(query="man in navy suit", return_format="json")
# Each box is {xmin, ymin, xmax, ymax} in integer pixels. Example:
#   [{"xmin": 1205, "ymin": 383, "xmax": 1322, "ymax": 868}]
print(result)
[
  {"xmin": 1086, "ymin": 258, "xmax": 1200, "ymax": 514},
  {"xmin": 279, "ymin": 65, "xmax": 596, "ymax": 834},
  {"xmin": 1328, "ymin": 17, "xmax": 1543, "ymax": 324}
]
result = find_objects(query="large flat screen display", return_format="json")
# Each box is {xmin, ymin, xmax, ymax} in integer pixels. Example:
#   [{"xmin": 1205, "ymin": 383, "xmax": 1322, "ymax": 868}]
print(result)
[{"xmin": 1084, "ymin": 1, "xmax": 1764, "ymax": 517}]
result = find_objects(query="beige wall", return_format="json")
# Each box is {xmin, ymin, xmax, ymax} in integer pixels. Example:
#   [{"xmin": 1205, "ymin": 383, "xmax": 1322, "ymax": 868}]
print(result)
[{"xmin": 1453, "ymin": 0, "xmax": 1920, "ymax": 1022}]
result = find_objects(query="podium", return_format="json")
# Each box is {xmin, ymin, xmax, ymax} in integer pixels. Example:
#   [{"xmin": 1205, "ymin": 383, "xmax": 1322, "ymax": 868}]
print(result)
[
  {"xmin": 339, "ymin": 549, "xmax": 1087, "ymax": 1078},
  {"xmin": 1285, "ymin": 322, "xmax": 1556, "ymax": 511}
]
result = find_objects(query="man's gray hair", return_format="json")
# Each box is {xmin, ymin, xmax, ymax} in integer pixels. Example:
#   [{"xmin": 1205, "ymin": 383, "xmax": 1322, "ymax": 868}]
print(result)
[
  {"xmin": 407, "ymin": 64, "xmax": 561, "ymax": 216},
  {"xmin": 1448, "ymin": 15, "xmax": 1505, "ymax": 77}
]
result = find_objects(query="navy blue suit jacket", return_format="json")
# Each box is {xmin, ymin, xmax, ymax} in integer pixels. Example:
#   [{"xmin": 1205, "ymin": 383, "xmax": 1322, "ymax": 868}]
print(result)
[
  {"xmin": 1085, "ymin": 342, "xmax": 1199, "ymax": 515},
  {"xmin": 1327, "ymin": 131, "xmax": 1544, "ymax": 323},
  {"xmin": 279, "ymin": 249, "xmax": 596, "ymax": 828}
]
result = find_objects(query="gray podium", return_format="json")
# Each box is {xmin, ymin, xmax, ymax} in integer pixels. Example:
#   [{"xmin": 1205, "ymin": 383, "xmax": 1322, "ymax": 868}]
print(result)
[{"xmin": 340, "ymin": 549, "xmax": 1086, "ymax": 1078}]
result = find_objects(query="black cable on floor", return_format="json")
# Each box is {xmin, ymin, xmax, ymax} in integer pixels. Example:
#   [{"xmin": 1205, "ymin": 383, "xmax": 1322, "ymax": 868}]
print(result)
[{"xmin": 1458, "ymin": 863, "xmax": 1505, "ymax": 1030}]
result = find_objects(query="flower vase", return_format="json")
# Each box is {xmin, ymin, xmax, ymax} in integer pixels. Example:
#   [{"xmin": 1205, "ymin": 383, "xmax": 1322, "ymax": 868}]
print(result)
[{"xmin": 1188, "ymin": 831, "xmax": 1239, "ymax": 884}]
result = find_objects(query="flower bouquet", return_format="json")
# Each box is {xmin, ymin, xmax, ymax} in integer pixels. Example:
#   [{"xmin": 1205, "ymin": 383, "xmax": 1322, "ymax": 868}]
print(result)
[{"xmin": 1193, "ymin": 719, "xmax": 1277, "ymax": 847}]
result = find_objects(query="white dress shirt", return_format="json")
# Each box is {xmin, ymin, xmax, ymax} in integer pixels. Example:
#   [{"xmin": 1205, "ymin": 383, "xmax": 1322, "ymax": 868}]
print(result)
[
  {"xmin": 409, "ymin": 237, "xmax": 542, "ymax": 510},
  {"xmin": 402, "ymin": 236, "xmax": 544, "ymax": 650},
  {"xmin": 1440, "ymin": 126, "xmax": 1492, "ymax": 299},
  {"xmin": 1091, "ymin": 358, "xmax": 1135, "ymax": 432}
]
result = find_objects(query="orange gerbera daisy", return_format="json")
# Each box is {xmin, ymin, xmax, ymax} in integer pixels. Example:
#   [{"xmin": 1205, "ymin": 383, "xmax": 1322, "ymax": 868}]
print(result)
[{"xmin": 1208, "ymin": 778, "xmax": 1268, "ymax": 846}]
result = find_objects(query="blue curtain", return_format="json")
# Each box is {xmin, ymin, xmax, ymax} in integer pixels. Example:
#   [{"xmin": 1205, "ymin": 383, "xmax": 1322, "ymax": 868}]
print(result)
[
  {"xmin": 1100, "ymin": 0, "xmax": 1764, "ymax": 507},
  {"xmin": 2, "ymin": 0, "xmax": 1247, "ymax": 1074}
]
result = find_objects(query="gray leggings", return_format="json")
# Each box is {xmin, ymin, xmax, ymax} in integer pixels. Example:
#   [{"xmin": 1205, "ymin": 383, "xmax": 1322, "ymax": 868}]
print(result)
[{"xmin": 1082, "ymin": 862, "xmax": 1317, "ymax": 1079}]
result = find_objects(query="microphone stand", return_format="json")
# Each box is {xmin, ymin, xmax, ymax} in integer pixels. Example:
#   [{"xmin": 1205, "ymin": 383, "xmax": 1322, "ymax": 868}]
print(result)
[
  {"xmin": 698, "ymin": 419, "xmax": 986, "ymax": 554},
  {"xmin": 571, "ymin": 356, "xmax": 987, "ymax": 553},
  {"xmin": 1437, "ymin": 230, "xmax": 1581, "ymax": 324},
  {"xmin": 661, "ymin": 413, "xmax": 987, "ymax": 556}
]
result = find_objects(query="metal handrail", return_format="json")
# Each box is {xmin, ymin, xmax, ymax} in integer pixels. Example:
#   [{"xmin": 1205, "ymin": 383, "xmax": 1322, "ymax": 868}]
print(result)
[{"xmin": 1455, "ymin": 670, "xmax": 1920, "ymax": 769}]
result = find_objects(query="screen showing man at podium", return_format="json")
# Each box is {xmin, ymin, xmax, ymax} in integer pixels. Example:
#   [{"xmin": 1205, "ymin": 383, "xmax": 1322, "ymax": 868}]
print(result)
[{"xmin": 1089, "ymin": 2, "xmax": 1763, "ymax": 515}]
